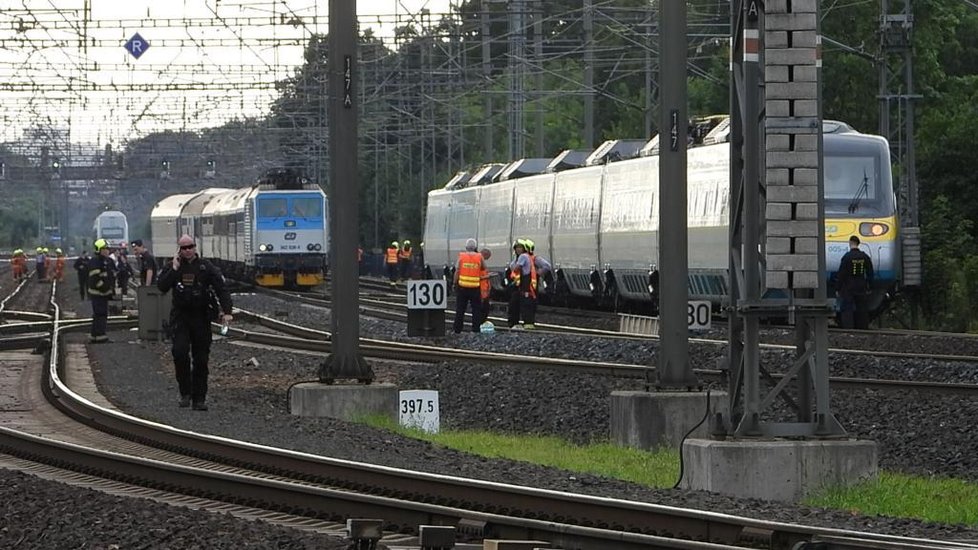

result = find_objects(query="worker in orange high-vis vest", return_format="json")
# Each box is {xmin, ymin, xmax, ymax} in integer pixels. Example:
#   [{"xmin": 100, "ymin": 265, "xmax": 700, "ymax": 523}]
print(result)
[
  {"xmin": 478, "ymin": 247, "xmax": 493, "ymax": 327},
  {"xmin": 385, "ymin": 241, "xmax": 400, "ymax": 286},
  {"xmin": 507, "ymin": 239, "xmax": 538, "ymax": 329},
  {"xmin": 453, "ymin": 238, "xmax": 486, "ymax": 334},
  {"xmin": 398, "ymin": 240, "xmax": 414, "ymax": 281}
]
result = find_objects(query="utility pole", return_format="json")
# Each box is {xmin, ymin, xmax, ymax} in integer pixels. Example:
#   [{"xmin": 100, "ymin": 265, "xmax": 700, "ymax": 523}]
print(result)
[
  {"xmin": 319, "ymin": 0, "xmax": 372, "ymax": 382},
  {"xmin": 656, "ymin": 0, "xmax": 695, "ymax": 388},
  {"xmin": 508, "ymin": 0, "xmax": 526, "ymax": 160},
  {"xmin": 879, "ymin": 0, "xmax": 921, "ymax": 320},
  {"xmin": 534, "ymin": 0, "xmax": 544, "ymax": 157},
  {"xmin": 583, "ymin": 0, "xmax": 594, "ymax": 149},
  {"xmin": 482, "ymin": 0, "xmax": 494, "ymax": 160}
]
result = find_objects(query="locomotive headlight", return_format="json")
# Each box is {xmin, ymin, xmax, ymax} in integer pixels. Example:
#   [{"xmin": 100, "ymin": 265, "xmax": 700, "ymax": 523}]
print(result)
[
  {"xmin": 859, "ymin": 222, "xmax": 889, "ymax": 237},
  {"xmin": 314, "ymin": 244, "xmax": 322, "ymax": 251},
  {"xmin": 259, "ymin": 244, "xmax": 267, "ymax": 252},
  {"xmin": 307, "ymin": 243, "xmax": 315, "ymax": 251},
  {"xmin": 266, "ymin": 244, "xmax": 274, "ymax": 251}
]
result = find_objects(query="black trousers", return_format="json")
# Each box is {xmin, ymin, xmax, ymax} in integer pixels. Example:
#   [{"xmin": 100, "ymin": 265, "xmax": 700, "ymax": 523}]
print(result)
[
  {"xmin": 454, "ymin": 286, "xmax": 482, "ymax": 333},
  {"xmin": 507, "ymin": 286, "xmax": 537, "ymax": 327},
  {"xmin": 118, "ymin": 274, "xmax": 130, "ymax": 294},
  {"xmin": 171, "ymin": 312, "xmax": 213, "ymax": 400},
  {"xmin": 77, "ymin": 274, "xmax": 88, "ymax": 299},
  {"xmin": 90, "ymin": 296, "xmax": 108, "ymax": 338},
  {"xmin": 386, "ymin": 263, "xmax": 398, "ymax": 282}
]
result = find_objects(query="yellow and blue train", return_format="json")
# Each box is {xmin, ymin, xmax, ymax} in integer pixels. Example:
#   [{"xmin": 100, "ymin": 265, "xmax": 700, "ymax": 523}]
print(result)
[{"xmin": 423, "ymin": 120, "xmax": 901, "ymax": 316}]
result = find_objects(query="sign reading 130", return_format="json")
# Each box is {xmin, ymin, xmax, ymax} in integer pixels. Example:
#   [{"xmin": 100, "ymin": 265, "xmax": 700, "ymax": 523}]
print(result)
[
  {"xmin": 406, "ymin": 279, "xmax": 448, "ymax": 310},
  {"xmin": 687, "ymin": 300, "xmax": 712, "ymax": 330}
]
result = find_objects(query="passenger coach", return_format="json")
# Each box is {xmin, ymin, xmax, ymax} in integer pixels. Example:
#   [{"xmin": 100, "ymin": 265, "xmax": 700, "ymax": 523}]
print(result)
[{"xmin": 424, "ymin": 119, "xmax": 903, "ymax": 317}]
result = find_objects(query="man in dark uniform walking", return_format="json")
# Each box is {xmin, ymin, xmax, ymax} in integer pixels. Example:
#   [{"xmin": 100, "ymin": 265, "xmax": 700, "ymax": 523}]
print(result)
[
  {"xmin": 158, "ymin": 235, "xmax": 233, "ymax": 411},
  {"xmin": 836, "ymin": 235, "xmax": 874, "ymax": 329},
  {"xmin": 86, "ymin": 240, "xmax": 116, "ymax": 343}
]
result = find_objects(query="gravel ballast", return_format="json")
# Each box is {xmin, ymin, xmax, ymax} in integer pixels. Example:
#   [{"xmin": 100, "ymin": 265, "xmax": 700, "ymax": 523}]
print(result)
[{"xmin": 4, "ymin": 283, "xmax": 978, "ymax": 547}]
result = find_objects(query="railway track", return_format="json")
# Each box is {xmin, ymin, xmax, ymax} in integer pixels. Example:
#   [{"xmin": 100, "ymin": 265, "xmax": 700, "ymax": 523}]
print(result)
[
  {"xmin": 0, "ymin": 282, "xmax": 969, "ymax": 549},
  {"xmin": 249, "ymin": 284, "xmax": 978, "ymax": 372}
]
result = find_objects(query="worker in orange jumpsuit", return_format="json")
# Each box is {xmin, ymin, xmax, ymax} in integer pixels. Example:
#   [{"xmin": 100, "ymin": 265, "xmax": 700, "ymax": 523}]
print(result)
[
  {"xmin": 11, "ymin": 249, "xmax": 25, "ymax": 281},
  {"xmin": 54, "ymin": 248, "xmax": 66, "ymax": 281}
]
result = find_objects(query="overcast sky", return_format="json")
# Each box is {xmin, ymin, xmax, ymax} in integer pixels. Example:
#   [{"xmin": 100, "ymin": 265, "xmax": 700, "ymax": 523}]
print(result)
[{"xmin": 0, "ymin": 0, "xmax": 459, "ymax": 148}]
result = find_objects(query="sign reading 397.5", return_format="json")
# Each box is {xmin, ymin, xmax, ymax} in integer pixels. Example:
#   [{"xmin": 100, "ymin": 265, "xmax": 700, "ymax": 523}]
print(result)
[{"xmin": 406, "ymin": 280, "xmax": 447, "ymax": 310}]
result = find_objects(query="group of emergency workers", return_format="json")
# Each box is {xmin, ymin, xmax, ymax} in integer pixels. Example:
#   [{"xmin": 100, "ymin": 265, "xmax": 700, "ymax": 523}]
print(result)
[
  {"xmin": 385, "ymin": 239, "xmax": 418, "ymax": 285},
  {"xmin": 452, "ymin": 237, "xmax": 551, "ymax": 333},
  {"xmin": 9, "ymin": 247, "xmax": 66, "ymax": 282}
]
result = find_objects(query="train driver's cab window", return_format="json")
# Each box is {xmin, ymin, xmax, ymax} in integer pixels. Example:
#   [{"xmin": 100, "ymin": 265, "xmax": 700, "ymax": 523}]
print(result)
[
  {"xmin": 258, "ymin": 198, "xmax": 288, "ymax": 218},
  {"xmin": 824, "ymin": 156, "xmax": 877, "ymax": 201},
  {"xmin": 292, "ymin": 198, "xmax": 322, "ymax": 218}
]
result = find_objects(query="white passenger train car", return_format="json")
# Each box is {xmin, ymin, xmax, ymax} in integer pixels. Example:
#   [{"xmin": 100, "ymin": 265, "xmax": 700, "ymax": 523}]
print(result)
[{"xmin": 425, "ymin": 120, "xmax": 901, "ymax": 314}]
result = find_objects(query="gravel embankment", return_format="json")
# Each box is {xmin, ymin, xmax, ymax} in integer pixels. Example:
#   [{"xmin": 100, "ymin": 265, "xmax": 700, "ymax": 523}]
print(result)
[{"xmin": 4, "ymin": 280, "xmax": 978, "ymax": 546}]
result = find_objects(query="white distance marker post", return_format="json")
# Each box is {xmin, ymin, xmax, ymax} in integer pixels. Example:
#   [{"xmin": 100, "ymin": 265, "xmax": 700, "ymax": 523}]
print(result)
[{"xmin": 398, "ymin": 389, "xmax": 440, "ymax": 433}]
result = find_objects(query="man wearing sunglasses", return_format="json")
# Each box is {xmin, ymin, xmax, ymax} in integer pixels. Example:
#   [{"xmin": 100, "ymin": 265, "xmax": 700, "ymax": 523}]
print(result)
[{"xmin": 158, "ymin": 234, "xmax": 233, "ymax": 411}]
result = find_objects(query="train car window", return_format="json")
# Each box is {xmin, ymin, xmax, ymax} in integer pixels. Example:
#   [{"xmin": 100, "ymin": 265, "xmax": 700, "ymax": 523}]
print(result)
[
  {"xmin": 292, "ymin": 197, "xmax": 322, "ymax": 218},
  {"xmin": 258, "ymin": 198, "xmax": 288, "ymax": 217}
]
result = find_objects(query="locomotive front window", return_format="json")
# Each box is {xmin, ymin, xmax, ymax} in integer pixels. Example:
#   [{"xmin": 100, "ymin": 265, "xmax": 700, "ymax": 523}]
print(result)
[
  {"xmin": 824, "ymin": 155, "xmax": 878, "ymax": 201},
  {"xmin": 258, "ymin": 198, "xmax": 288, "ymax": 217},
  {"xmin": 102, "ymin": 227, "xmax": 125, "ymax": 238},
  {"xmin": 292, "ymin": 197, "xmax": 322, "ymax": 218}
]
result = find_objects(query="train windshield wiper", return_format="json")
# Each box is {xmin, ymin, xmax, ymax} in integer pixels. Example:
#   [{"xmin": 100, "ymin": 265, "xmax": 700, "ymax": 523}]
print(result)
[{"xmin": 847, "ymin": 170, "xmax": 870, "ymax": 214}]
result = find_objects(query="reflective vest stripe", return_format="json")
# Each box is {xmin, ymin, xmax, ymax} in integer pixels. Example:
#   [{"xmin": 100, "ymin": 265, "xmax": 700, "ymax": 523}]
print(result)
[
  {"xmin": 398, "ymin": 249, "xmax": 412, "ymax": 260},
  {"xmin": 457, "ymin": 252, "xmax": 482, "ymax": 288},
  {"xmin": 385, "ymin": 248, "xmax": 399, "ymax": 264}
]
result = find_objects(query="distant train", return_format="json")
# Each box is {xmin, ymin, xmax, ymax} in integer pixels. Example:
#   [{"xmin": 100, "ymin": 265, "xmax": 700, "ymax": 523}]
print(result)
[
  {"xmin": 92, "ymin": 210, "xmax": 129, "ymax": 249},
  {"xmin": 424, "ymin": 119, "xmax": 902, "ymax": 315},
  {"xmin": 151, "ymin": 170, "xmax": 328, "ymax": 288}
]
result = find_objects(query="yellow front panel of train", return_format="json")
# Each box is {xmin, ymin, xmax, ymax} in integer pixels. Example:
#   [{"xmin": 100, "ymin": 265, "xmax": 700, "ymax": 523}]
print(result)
[{"xmin": 825, "ymin": 215, "xmax": 898, "ymax": 244}]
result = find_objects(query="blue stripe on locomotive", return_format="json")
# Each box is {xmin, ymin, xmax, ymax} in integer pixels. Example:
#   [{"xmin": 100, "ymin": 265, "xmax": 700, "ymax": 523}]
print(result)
[{"xmin": 255, "ymin": 192, "xmax": 324, "ymax": 231}]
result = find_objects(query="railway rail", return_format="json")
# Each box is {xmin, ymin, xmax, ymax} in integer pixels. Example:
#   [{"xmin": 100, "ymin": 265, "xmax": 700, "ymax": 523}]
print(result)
[
  {"xmin": 250, "ymin": 284, "xmax": 978, "ymax": 370},
  {"xmin": 0, "ymin": 282, "xmax": 969, "ymax": 549}
]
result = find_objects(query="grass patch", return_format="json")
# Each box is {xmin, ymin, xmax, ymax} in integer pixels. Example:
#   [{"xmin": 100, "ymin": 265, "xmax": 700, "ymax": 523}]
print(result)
[
  {"xmin": 361, "ymin": 415, "xmax": 680, "ymax": 488},
  {"xmin": 806, "ymin": 472, "xmax": 978, "ymax": 527},
  {"xmin": 363, "ymin": 416, "xmax": 978, "ymax": 527}
]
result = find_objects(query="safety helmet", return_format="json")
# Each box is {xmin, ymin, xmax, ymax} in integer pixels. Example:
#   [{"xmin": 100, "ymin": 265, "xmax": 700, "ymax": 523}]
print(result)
[
  {"xmin": 56, "ymin": 248, "xmax": 63, "ymax": 255},
  {"xmin": 94, "ymin": 238, "xmax": 108, "ymax": 251},
  {"xmin": 403, "ymin": 240, "xmax": 411, "ymax": 246},
  {"xmin": 43, "ymin": 247, "xmax": 49, "ymax": 253},
  {"xmin": 36, "ymin": 247, "xmax": 42, "ymax": 253},
  {"xmin": 391, "ymin": 241, "xmax": 399, "ymax": 247},
  {"xmin": 524, "ymin": 239, "xmax": 535, "ymax": 252}
]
